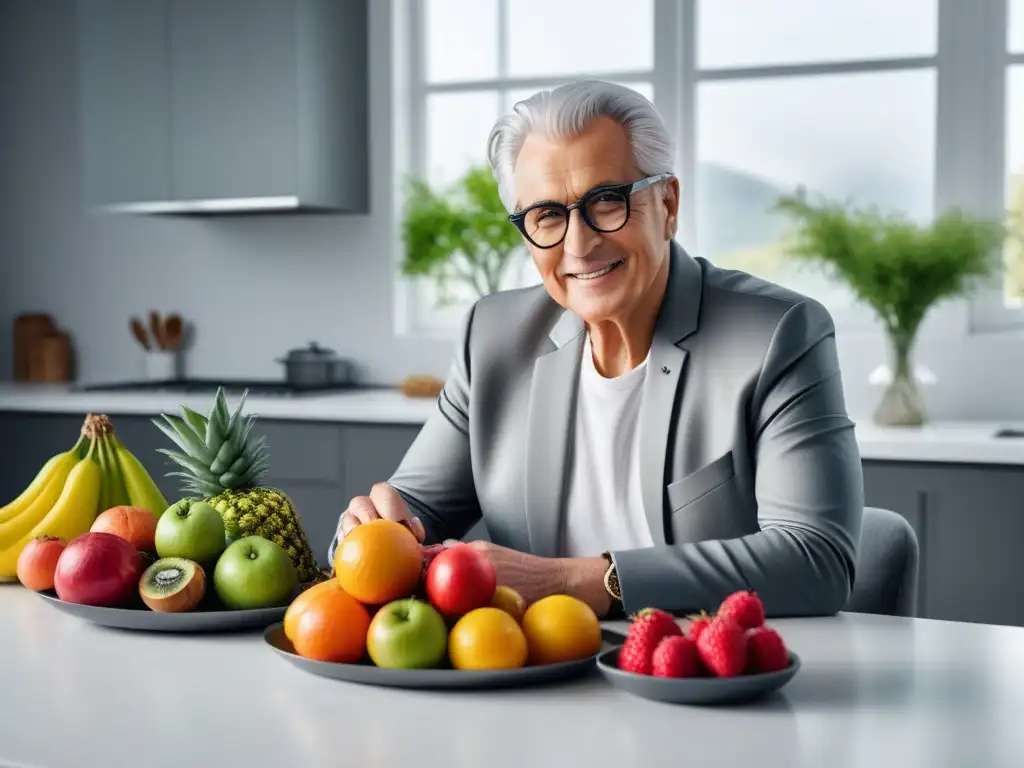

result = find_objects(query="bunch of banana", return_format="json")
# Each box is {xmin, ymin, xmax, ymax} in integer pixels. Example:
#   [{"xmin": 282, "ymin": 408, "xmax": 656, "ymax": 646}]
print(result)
[
  {"xmin": 0, "ymin": 414, "xmax": 169, "ymax": 581},
  {"xmin": 89, "ymin": 414, "xmax": 168, "ymax": 519}
]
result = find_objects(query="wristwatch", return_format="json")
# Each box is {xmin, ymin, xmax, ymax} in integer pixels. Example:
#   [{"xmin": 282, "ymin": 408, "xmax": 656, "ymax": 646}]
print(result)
[{"xmin": 601, "ymin": 551, "xmax": 624, "ymax": 617}]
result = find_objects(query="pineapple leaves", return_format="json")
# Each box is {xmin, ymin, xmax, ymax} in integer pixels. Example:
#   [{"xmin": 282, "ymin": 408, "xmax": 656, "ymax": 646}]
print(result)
[
  {"xmin": 180, "ymin": 407, "xmax": 210, "ymax": 439},
  {"xmin": 152, "ymin": 414, "xmax": 214, "ymax": 464},
  {"xmin": 166, "ymin": 471, "xmax": 220, "ymax": 497},
  {"xmin": 157, "ymin": 448, "xmax": 222, "ymax": 486},
  {"xmin": 209, "ymin": 437, "xmax": 241, "ymax": 476},
  {"xmin": 218, "ymin": 471, "xmax": 245, "ymax": 489},
  {"xmin": 224, "ymin": 389, "xmax": 249, "ymax": 440}
]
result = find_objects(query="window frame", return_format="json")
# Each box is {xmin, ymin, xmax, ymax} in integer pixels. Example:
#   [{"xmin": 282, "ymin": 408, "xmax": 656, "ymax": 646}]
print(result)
[{"xmin": 394, "ymin": 0, "xmax": 1024, "ymax": 339}]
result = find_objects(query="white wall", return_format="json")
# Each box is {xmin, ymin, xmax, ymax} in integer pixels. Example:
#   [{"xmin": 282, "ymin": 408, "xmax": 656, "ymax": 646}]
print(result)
[{"xmin": 1, "ymin": 0, "xmax": 1023, "ymax": 423}]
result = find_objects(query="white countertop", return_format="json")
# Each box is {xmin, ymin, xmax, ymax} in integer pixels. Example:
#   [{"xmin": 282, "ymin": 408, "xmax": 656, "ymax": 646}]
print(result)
[
  {"xmin": 2, "ymin": 382, "xmax": 1024, "ymax": 465},
  {"xmin": 0, "ymin": 382, "xmax": 437, "ymax": 425},
  {"xmin": 2, "ymin": 586, "xmax": 1023, "ymax": 768}
]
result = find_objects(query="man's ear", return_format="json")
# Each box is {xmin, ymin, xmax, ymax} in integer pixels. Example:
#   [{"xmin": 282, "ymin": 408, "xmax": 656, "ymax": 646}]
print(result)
[{"xmin": 663, "ymin": 176, "xmax": 681, "ymax": 239}]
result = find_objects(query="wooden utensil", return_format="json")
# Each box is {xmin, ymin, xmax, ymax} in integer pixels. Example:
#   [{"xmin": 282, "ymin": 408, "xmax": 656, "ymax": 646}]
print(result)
[
  {"xmin": 162, "ymin": 314, "xmax": 183, "ymax": 350},
  {"xmin": 13, "ymin": 314, "xmax": 55, "ymax": 381},
  {"xmin": 36, "ymin": 332, "xmax": 73, "ymax": 382},
  {"xmin": 130, "ymin": 317, "xmax": 150, "ymax": 351},
  {"xmin": 149, "ymin": 310, "xmax": 164, "ymax": 350}
]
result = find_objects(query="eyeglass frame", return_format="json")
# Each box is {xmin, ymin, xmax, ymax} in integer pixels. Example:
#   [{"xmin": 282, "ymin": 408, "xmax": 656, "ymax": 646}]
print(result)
[{"xmin": 508, "ymin": 172, "xmax": 674, "ymax": 249}]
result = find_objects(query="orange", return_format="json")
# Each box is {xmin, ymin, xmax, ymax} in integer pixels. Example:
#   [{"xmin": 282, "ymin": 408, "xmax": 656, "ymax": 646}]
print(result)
[
  {"xmin": 489, "ymin": 584, "xmax": 527, "ymax": 623},
  {"xmin": 333, "ymin": 519, "xmax": 422, "ymax": 605},
  {"xmin": 284, "ymin": 579, "xmax": 339, "ymax": 642},
  {"xmin": 521, "ymin": 594, "xmax": 602, "ymax": 665},
  {"xmin": 448, "ymin": 607, "xmax": 528, "ymax": 670},
  {"xmin": 291, "ymin": 582, "xmax": 371, "ymax": 663}
]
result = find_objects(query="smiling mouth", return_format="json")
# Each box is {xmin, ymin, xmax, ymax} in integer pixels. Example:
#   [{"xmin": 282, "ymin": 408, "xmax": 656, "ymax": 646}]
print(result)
[{"xmin": 568, "ymin": 260, "xmax": 625, "ymax": 280}]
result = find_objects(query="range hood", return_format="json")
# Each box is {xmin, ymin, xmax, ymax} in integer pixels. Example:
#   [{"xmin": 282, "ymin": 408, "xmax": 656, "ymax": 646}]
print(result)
[
  {"xmin": 77, "ymin": 0, "xmax": 369, "ymax": 218},
  {"xmin": 101, "ymin": 197, "xmax": 341, "ymax": 216}
]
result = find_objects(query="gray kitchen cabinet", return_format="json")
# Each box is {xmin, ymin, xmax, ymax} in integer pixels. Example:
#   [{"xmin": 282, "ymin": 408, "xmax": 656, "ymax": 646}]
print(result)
[
  {"xmin": 76, "ymin": 0, "xmax": 369, "ymax": 213},
  {"xmin": 920, "ymin": 465, "xmax": 1024, "ymax": 627},
  {"xmin": 340, "ymin": 424, "xmax": 423, "ymax": 501},
  {"xmin": 77, "ymin": 0, "xmax": 171, "ymax": 207},
  {"xmin": 863, "ymin": 461, "xmax": 1024, "ymax": 627}
]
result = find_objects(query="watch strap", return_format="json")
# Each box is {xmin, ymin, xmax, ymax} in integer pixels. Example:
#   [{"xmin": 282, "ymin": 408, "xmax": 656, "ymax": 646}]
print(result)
[{"xmin": 601, "ymin": 551, "xmax": 624, "ymax": 618}]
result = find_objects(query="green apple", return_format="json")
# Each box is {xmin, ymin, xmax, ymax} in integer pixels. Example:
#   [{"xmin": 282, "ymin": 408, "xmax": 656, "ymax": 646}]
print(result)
[
  {"xmin": 366, "ymin": 598, "xmax": 448, "ymax": 669},
  {"xmin": 154, "ymin": 500, "xmax": 226, "ymax": 564},
  {"xmin": 213, "ymin": 536, "xmax": 298, "ymax": 610}
]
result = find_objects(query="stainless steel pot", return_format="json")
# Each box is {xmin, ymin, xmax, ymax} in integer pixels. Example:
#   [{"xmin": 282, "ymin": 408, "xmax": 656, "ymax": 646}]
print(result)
[{"xmin": 276, "ymin": 342, "xmax": 354, "ymax": 389}]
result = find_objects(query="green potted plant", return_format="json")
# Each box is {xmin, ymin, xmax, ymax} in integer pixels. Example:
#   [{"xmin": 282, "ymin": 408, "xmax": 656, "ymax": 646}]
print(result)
[
  {"xmin": 400, "ymin": 165, "xmax": 525, "ymax": 304},
  {"xmin": 773, "ymin": 187, "xmax": 1006, "ymax": 426}
]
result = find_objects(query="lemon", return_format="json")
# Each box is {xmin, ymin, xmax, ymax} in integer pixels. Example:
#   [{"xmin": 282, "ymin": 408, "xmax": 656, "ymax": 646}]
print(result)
[
  {"xmin": 521, "ymin": 594, "xmax": 602, "ymax": 665},
  {"xmin": 448, "ymin": 607, "xmax": 528, "ymax": 670}
]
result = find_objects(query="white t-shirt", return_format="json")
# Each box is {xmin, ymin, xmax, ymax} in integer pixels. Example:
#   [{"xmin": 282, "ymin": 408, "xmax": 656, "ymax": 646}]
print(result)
[{"xmin": 562, "ymin": 332, "xmax": 655, "ymax": 558}]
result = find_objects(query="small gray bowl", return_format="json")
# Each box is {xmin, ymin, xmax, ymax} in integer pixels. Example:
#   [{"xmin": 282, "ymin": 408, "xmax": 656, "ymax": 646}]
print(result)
[{"xmin": 595, "ymin": 646, "xmax": 801, "ymax": 705}]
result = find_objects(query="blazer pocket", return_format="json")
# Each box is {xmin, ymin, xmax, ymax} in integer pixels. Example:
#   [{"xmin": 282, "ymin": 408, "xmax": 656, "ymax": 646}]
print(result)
[{"xmin": 667, "ymin": 451, "xmax": 736, "ymax": 512}]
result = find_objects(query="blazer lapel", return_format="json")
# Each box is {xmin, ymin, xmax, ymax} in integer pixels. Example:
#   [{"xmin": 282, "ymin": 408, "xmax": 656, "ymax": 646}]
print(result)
[
  {"xmin": 524, "ymin": 309, "xmax": 585, "ymax": 558},
  {"xmin": 638, "ymin": 242, "xmax": 704, "ymax": 545}
]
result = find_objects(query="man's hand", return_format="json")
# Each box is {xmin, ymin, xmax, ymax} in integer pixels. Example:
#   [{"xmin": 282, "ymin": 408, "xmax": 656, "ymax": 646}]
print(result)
[
  {"xmin": 455, "ymin": 541, "xmax": 612, "ymax": 616},
  {"xmin": 339, "ymin": 482, "xmax": 426, "ymax": 542}
]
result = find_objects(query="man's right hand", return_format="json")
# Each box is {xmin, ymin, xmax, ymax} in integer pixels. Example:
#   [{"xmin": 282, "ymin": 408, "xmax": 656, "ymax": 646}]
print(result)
[{"xmin": 338, "ymin": 482, "xmax": 426, "ymax": 543}]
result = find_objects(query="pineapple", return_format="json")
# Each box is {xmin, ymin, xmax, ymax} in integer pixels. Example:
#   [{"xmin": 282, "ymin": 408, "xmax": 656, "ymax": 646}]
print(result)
[{"xmin": 152, "ymin": 388, "xmax": 322, "ymax": 584}]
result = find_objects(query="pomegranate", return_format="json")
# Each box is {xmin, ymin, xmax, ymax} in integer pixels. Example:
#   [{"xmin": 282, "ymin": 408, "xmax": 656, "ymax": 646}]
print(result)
[
  {"xmin": 16, "ymin": 536, "xmax": 67, "ymax": 591},
  {"xmin": 54, "ymin": 532, "xmax": 144, "ymax": 607}
]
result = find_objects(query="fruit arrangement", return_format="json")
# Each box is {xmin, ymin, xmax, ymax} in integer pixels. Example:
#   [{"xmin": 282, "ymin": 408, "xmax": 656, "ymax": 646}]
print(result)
[
  {"xmin": 16, "ymin": 494, "xmax": 301, "ymax": 613},
  {"xmin": 152, "ymin": 388, "xmax": 323, "ymax": 584},
  {"xmin": 283, "ymin": 519, "xmax": 603, "ymax": 671},
  {"xmin": 617, "ymin": 590, "xmax": 791, "ymax": 679},
  {"xmin": 0, "ymin": 414, "xmax": 168, "ymax": 581}
]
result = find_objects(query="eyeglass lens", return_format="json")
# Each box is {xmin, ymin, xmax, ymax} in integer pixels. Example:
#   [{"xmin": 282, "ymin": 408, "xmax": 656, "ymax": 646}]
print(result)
[{"xmin": 522, "ymin": 188, "xmax": 629, "ymax": 247}]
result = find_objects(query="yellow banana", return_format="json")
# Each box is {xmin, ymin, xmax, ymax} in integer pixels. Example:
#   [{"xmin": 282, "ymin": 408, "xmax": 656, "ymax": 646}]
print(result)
[
  {"xmin": 0, "ymin": 436, "xmax": 86, "ymax": 524},
  {"xmin": 95, "ymin": 434, "xmax": 113, "ymax": 514},
  {"xmin": 0, "ymin": 446, "xmax": 102, "ymax": 580},
  {"xmin": 102, "ymin": 436, "xmax": 131, "ymax": 508},
  {"xmin": 0, "ymin": 447, "xmax": 84, "ymax": 549},
  {"xmin": 113, "ymin": 437, "xmax": 168, "ymax": 519}
]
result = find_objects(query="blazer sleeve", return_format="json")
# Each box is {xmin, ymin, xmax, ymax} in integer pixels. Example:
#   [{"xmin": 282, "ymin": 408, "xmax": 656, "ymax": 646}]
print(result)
[
  {"xmin": 610, "ymin": 298, "xmax": 865, "ymax": 618},
  {"xmin": 326, "ymin": 303, "xmax": 482, "ymax": 564}
]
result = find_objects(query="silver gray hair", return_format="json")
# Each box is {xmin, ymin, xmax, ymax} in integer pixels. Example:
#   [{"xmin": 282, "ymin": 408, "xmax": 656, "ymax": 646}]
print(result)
[{"xmin": 485, "ymin": 80, "xmax": 675, "ymax": 213}]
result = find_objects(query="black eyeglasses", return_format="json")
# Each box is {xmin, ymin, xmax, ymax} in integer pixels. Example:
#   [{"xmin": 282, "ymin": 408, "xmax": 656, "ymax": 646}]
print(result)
[{"xmin": 508, "ymin": 173, "xmax": 673, "ymax": 249}]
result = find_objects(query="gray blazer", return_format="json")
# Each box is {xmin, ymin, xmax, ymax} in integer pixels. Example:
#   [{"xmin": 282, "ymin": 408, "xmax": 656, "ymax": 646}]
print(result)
[{"xmin": 331, "ymin": 242, "xmax": 864, "ymax": 618}]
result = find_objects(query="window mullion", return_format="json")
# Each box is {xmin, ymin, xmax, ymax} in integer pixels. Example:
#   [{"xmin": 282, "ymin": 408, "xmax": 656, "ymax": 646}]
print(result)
[{"xmin": 497, "ymin": 0, "xmax": 510, "ymax": 111}]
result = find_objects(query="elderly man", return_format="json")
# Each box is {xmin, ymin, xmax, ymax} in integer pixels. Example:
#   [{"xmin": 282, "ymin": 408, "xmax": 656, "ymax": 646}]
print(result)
[{"xmin": 329, "ymin": 80, "xmax": 864, "ymax": 619}]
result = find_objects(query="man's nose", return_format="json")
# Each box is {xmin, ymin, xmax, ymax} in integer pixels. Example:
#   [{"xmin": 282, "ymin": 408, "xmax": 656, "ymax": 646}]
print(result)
[{"xmin": 563, "ymin": 207, "xmax": 600, "ymax": 258}]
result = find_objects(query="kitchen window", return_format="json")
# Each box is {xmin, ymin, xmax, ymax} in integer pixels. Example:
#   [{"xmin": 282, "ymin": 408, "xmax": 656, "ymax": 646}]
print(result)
[{"xmin": 396, "ymin": 0, "xmax": 1024, "ymax": 337}]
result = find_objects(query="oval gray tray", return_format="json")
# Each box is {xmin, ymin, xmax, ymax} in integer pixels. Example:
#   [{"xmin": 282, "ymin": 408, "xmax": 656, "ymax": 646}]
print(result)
[
  {"xmin": 595, "ymin": 646, "xmax": 801, "ymax": 705},
  {"xmin": 35, "ymin": 590, "xmax": 286, "ymax": 633},
  {"xmin": 264, "ymin": 623, "xmax": 616, "ymax": 690}
]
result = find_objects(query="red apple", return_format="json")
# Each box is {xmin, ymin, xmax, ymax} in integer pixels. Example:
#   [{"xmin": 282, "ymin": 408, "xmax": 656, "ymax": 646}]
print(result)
[
  {"xmin": 424, "ymin": 543, "xmax": 496, "ymax": 617},
  {"xmin": 54, "ymin": 532, "xmax": 144, "ymax": 608}
]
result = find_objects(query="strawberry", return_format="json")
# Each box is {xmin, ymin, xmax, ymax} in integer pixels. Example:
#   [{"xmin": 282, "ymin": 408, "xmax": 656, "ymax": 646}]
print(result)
[
  {"xmin": 652, "ymin": 635, "xmax": 701, "ymax": 678},
  {"xmin": 686, "ymin": 611, "xmax": 713, "ymax": 643},
  {"xmin": 618, "ymin": 608, "xmax": 682, "ymax": 675},
  {"xmin": 745, "ymin": 625, "xmax": 789, "ymax": 674},
  {"xmin": 717, "ymin": 589, "xmax": 765, "ymax": 630},
  {"xmin": 695, "ymin": 616, "xmax": 747, "ymax": 677}
]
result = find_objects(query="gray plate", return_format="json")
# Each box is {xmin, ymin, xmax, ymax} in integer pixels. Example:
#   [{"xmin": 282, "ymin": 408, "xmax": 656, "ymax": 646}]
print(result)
[
  {"xmin": 264, "ymin": 623, "xmax": 619, "ymax": 690},
  {"xmin": 35, "ymin": 590, "xmax": 286, "ymax": 633},
  {"xmin": 595, "ymin": 646, "xmax": 802, "ymax": 705}
]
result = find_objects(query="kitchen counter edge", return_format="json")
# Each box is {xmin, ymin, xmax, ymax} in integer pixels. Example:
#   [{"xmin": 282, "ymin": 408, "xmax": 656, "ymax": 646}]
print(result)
[{"xmin": 2, "ymin": 383, "xmax": 1024, "ymax": 465}]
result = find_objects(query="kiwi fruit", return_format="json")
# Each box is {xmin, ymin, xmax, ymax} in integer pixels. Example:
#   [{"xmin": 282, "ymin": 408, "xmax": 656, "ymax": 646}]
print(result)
[{"xmin": 140, "ymin": 557, "xmax": 206, "ymax": 613}]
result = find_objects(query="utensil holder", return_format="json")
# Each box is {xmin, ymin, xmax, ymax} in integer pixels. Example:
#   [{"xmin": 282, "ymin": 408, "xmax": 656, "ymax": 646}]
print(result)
[{"xmin": 144, "ymin": 350, "xmax": 181, "ymax": 382}]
